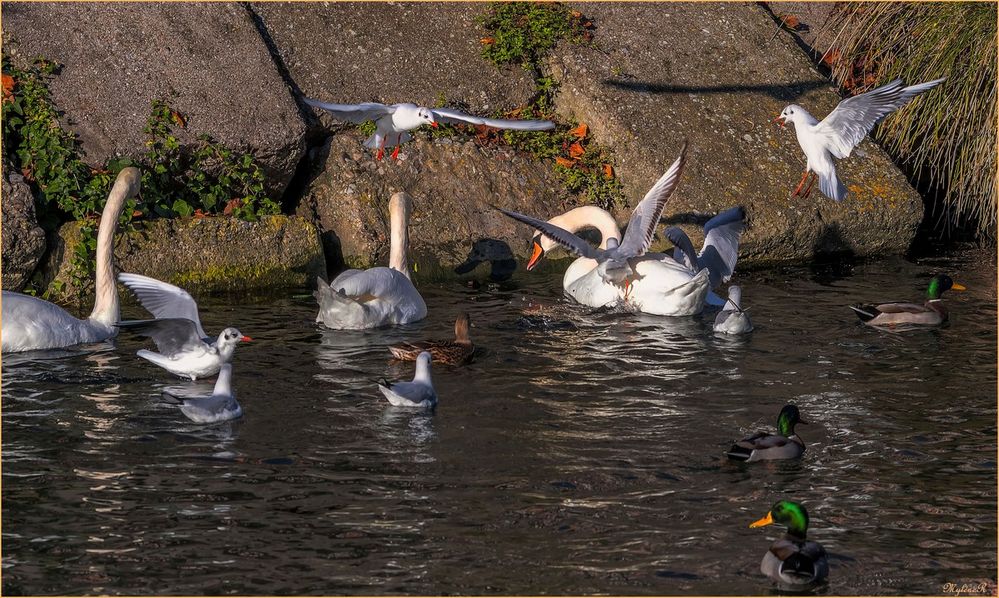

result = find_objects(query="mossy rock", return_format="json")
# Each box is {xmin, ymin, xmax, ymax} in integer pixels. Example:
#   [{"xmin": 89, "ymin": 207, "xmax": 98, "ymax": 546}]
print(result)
[{"xmin": 39, "ymin": 215, "xmax": 325, "ymax": 304}]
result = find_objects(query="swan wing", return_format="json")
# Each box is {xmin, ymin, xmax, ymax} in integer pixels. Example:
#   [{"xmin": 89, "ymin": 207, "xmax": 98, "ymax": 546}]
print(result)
[
  {"xmin": 303, "ymin": 98, "xmax": 394, "ymax": 124},
  {"xmin": 618, "ymin": 144, "xmax": 687, "ymax": 256},
  {"xmin": 118, "ymin": 273, "xmax": 207, "ymax": 339},
  {"xmin": 116, "ymin": 318, "xmax": 206, "ymax": 356}
]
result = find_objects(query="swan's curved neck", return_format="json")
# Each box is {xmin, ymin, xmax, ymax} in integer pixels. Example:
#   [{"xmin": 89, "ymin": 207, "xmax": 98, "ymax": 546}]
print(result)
[
  {"xmin": 548, "ymin": 206, "xmax": 622, "ymax": 250},
  {"xmin": 388, "ymin": 192, "xmax": 413, "ymax": 279},
  {"xmin": 89, "ymin": 169, "xmax": 139, "ymax": 325}
]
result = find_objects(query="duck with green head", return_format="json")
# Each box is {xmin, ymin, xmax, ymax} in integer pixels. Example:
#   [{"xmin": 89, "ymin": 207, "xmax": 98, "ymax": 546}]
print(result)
[
  {"xmin": 850, "ymin": 274, "xmax": 966, "ymax": 328},
  {"xmin": 750, "ymin": 500, "xmax": 828, "ymax": 590},
  {"xmin": 726, "ymin": 404, "xmax": 807, "ymax": 462}
]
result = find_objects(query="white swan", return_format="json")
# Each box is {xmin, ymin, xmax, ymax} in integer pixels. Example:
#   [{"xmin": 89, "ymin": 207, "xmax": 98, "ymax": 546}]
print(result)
[
  {"xmin": 1, "ymin": 168, "xmax": 141, "ymax": 352},
  {"xmin": 524, "ymin": 206, "xmax": 711, "ymax": 316},
  {"xmin": 315, "ymin": 192, "xmax": 427, "ymax": 329}
]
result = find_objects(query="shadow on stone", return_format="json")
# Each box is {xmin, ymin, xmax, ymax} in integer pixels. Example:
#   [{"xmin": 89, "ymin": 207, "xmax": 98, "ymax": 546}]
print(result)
[
  {"xmin": 454, "ymin": 239, "xmax": 518, "ymax": 282},
  {"xmin": 602, "ymin": 78, "xmax": 828, "ymax": 102},
  {"xmin": 809, "ymin": 222, "xmax": 858, "ymax": 284}
]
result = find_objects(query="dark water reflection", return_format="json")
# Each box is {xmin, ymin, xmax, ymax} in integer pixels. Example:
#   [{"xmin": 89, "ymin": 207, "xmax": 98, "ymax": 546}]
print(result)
[{"xmin": 3, "ymin": 253, "xmax": 996, "ymax": 595}]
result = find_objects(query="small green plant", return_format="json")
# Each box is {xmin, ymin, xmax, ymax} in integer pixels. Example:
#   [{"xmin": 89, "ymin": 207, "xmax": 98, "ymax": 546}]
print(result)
[
  {"xmin": 478, "ymin": 2, "xmax": 588, "ymax": 71},
  {"xmin": 2, "ymin": 54, "xmax": 279, "ymax": 297}
]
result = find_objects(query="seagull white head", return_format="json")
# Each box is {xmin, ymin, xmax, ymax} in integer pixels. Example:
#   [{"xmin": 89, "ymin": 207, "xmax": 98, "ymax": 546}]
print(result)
[
  {"xmin": 416, "ymin": 106, "xmax": 438, "ymax": 129},
  {"xmin": 774, "ymin": 104, "xmax": 811, "ymax": 128},
  {"xmin": 217, "ymin": 327, "xmax": 252, "ymax": 349}
]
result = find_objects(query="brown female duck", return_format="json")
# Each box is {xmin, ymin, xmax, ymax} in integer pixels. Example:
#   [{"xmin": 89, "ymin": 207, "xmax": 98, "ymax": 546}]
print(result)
[{"xmin": 388, "ymin": 313, "xmax": 474, "ymax": 365}]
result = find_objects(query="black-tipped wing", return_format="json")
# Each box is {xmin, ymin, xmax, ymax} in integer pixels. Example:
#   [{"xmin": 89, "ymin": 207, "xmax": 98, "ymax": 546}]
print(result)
[
  {"xmin": 618, "ymin": 145, "xmax": 688, "ymax": 256},
  {"xmin": 816, "ymin": 78, "xmax": 945, "ymax": 158},
  {"xmin": 118, "ymin": 273, "xmax": 207, "ymax": 339},
  {"xmin": 431, "ymin": 108, "xmax": 555, "ymax": 131},
  {"xmin": 116, "ymin": 318, "xmax": 207, "ymax": 356},
  {"xmin": 496, "ymin": 207, "xmax": 601, "ymax": 260},
  {"xmin": 303, "ymin": 98, "xmax": 395, "ymax": 124}
]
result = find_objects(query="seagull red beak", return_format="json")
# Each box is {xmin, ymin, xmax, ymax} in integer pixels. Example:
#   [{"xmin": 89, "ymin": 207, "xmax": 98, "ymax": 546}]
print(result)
[
  {"xmin": 772, "ymin": 115, "xmax": 786, "ymax": 129},
  {"xmin": 240, "ymin": 336, "xmax": 253, "ymax": 342},
  {"xmin": 430, "ymin": 121, "xmax": 439, "ymax": 128}
]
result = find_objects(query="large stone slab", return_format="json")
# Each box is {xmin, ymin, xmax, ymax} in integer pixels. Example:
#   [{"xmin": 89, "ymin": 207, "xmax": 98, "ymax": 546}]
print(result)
[
  {"xmin": 1, "ymin": 3, "xmax": 307, "ymax": 196},
  {"xmin": 296, "ymin": 134, "xmax": 571, "ymax": 274},
  {"xmin": 39, "ymin": 215, "xmax": 325, "ymax": 303},
  {"xmin": 548, "ymin": 2, "xmax": 924, "ymax": 264},
  {"xmin": 253, "ymin": 2, "xmax": 536, "ymax": 115},
  {"xmin": 1, "ymin": 170, "xmax": 46, "ymax": 291}
]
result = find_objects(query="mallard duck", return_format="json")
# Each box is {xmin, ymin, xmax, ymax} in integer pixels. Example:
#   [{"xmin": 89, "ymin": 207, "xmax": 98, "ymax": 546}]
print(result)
[
  {"xmin": 850, "ymin": 274, "xmax": 966, "ymax": 328},
  {"xmin": 726, "ymin": 404, "xmax": 806, "ymax": 462},
  {"xmin": 388, "ymin": 313, "xmax": 473, "ymax": 365},
  {"xmin": 750, "ymin": 500, "xmax": 828, "ymax": 591}
]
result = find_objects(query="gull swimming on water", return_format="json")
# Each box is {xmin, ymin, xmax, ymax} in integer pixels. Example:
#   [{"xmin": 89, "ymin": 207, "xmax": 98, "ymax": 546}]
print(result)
[
  {"xmin": 713, "ymin": 285, "xmax": 753, "ymax": 334},
  {"xmin": 497, "ymin": 144, "xmax": 689, "ymax": 297},
  {"xmin": 304, "ymin": 98, "xmax": 555, "ymax": 160},
  {"xmin": 774, "ymin": 77, "xmax": 945, "ymax": 201},
  {"xmin": 161, "ymin": 363, "xmax": 242, "ymax": 424},
  {"xmin": 377, "ymin": 351, "xmax": 438, "ymax": 409},
  {"xmin": 116, "ymin": 273, "xmax": 251, "ymax": 380}
]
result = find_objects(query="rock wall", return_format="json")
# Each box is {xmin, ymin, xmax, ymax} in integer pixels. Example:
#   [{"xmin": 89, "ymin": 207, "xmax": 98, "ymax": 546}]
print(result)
[
  {"xmin": 39, "ymin": 216, "xmax": 325, "ymax": 303},
  {"xmin": 1, "ymin": 170, "xmax": 46, "ymax": 291},
  {"xmin": 1, "ymin": 2, "xmax": 935, "ymax": 299}
]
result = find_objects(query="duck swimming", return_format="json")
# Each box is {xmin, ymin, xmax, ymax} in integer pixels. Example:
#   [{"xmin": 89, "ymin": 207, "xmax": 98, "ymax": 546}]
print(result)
[
  {"xmin": 726, "ymin": 404, "xmax": 806, "ymax": 462},
  {"xmin": 388, "ymin": 313, "xmax": 474, "ymax": 365},
  {"xmin": 850, "ymin": 274, "xmax": 966, "ymax": 329},
  {"xmin": 750, "ymin": 500, "xmax": 829, "ymax": 591}
]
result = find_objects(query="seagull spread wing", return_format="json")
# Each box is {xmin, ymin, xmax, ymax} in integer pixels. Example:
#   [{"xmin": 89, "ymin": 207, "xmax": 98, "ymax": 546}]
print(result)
[
  {"xmin": 303, "ymin": 98, "xmax": 395, "ymax": 124},
  {"xmin": 663, "ymin": 227, "xmax": 700, "ymax": 272},
  {"xmin": 116, "ymin": 318, "xmax": 206, "ymax": 356},
  {"xmin": 496, "ymin": 207, "xmax": 601, "ymax": 260},
  {"xmin": 431, "ymin": 108, "xmax": 555, "ymax": 131},
  {"xmin": 119, "ymin": 273, "xmax": 207, "ymax": 339},
  {"xmin": 618, "ymin": 144, "xmax": 688, "ymax": 257},
  {"xmin": 815, "ymin": 78, "xmax": 945, "ymax": 159},
  {"xmin": 698, "ymin": 206, "xmax": 746, "ymax": 288}
]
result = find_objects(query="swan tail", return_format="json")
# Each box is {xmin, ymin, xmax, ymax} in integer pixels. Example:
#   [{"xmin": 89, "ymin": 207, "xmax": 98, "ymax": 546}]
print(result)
[{"xmin": 315, "ymin": 283, "xmax": 369, "ymax": 328}]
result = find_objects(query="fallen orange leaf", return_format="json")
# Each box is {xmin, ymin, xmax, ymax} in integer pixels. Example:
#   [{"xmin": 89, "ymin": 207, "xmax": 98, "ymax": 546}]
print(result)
[
  {"xmin": 781, "ymin": 15, "xmax": 800, "ymax": 29},
  {"xmin": 570, "ymin": 123, "xmax": 588, "ymax": 139},
  {"xmin": 571, "ymin": 10, "xmax": 582, "ymax": 18},
  {"xmin": 170, "ymin": 110, "xmax": 187, "ymax": 127},
  {"xmin": 223, "ymin": 198, "xmax": 241, "ymax": 215},
  {"xmin": 555, "ymin": 156, "xmax": 575, "ymax": 168},
  {"xmin": 2, "ymin": 74, "xmax": 14, "ymax": 102},
  {"xmin": 132, "ymin": 209, "xmax": 143, "ymax": 218},
  {"xmin": 821, "ymin": 49, "xmax": 840, "ymax": 67},
  {"xmin": 568, "ymin": 141, "xmax": 585, "ymax": 159},
  {"xmin": 603, "ymin": 164, "xmax": 614, "ymax": 179},
  {"xmin": 480, "ymin": 37, "xmax": 495, "ymax": 45}
]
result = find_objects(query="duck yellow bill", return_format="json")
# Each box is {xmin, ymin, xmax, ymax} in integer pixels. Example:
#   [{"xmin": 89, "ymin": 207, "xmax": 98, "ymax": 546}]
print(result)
[
  {"xmin": 526, "ymin": 241, "xmax": 544, "ymax": 271},
  {"xmin": 952, "ymin": 283, "xmax": 967, "ymax": 291},
  {"xmin": 749, "ymin": 512, "xmax": 774, "ymax": 528}
]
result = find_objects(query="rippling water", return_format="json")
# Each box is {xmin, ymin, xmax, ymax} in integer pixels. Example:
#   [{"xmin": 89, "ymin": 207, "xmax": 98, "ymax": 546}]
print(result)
[{"xmin": 3, "ymin": 252, "xmax": 996, "ymax": 595}]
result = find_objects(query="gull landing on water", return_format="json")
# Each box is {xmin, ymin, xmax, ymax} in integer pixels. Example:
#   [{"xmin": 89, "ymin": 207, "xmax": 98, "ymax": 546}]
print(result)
[
  {"xmin": 773, "ymin": 77, "xmax": 945, "ymax": 201},
  {"xmin": 116, "ymin": 273, "xmax": 251, "ymax": 380},
  {"xmin": 303, "ymin": 98, "xmax": 555, "ymax": 160},
  {"xmin": 497, "ymin": 144, "xmax": 689, "ymax": 299}
]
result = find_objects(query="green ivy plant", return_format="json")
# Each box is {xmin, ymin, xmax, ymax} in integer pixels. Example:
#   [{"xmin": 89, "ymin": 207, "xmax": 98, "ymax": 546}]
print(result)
[{"xmin": 2, "ymin": 54, "xmax": 279, "ymax": 298}]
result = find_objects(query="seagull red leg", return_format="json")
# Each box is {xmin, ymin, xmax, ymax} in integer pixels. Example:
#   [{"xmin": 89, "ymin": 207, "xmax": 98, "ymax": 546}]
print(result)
[
  {"xmin": 376, "ymin": 136, "xmax": 386, "ymax": 161},
  {"xmin": 391, "ymin": 135, "xmax": 401, "ymax": 161},
  {"xmin": 791, "ymin": 170, "xmax": 809, "ymax": 197},
  {"xmin": 801, "ymin": 172, "xmax": 817, "ymax": 198}
]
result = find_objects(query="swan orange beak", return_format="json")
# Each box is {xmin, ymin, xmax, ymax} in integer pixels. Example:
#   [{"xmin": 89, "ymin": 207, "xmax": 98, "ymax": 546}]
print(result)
[
  {"xmin": 526, "ymin": 241, "xmax": 545, "ymax": 271},
  {"xmin": 750, "ymin": 512, "xmax": 774, "ymax": 528},
  {"xmin": 951, "ymin": 283, "xmax": 967, "ymax": 291},
  {"xmin": 240, "ymin": 336, "xmax": 253, "ymax": 342}
]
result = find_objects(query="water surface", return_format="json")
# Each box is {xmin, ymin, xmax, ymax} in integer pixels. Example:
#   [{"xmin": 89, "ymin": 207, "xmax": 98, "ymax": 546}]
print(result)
[{"xmin": 3, "ymin": 253, "xmax": 996, "ymax": 595}]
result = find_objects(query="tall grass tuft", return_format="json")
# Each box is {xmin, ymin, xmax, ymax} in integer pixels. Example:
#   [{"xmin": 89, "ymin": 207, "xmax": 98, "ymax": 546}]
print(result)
[{"xmin": 821, "ymin": 3, "xmax": 996, "ymax": 243}]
